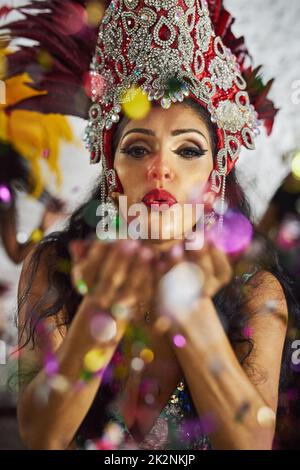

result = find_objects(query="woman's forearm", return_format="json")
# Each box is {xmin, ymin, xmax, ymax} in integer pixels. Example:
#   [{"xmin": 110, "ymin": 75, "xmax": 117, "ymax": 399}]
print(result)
[
  {"xmin": 168, "ymin": 298, "xmax": 276, "ymax": 450},
  {"xmin": 18, "ymin": 297, "xmax": 127, "ymax": 450}
]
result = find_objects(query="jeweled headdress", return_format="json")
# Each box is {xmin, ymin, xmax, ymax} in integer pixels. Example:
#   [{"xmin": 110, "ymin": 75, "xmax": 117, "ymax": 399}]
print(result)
[
  {"xmin": 1, "ymin": 0, "xmax": 278, "ymax": 213},
  {"xmin": 84, "ymin": 0, "xmax": 277, "ymax": 212}
]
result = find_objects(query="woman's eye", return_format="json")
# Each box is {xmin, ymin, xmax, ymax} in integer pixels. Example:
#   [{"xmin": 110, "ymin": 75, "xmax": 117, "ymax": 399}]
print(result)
[
  {"xmin": 175, "ymin": 147, "xmax": 208, "ymax": 159},
  {"xmin": 120, "ymin": 146, "xmax": 149, "ymax": 158}
]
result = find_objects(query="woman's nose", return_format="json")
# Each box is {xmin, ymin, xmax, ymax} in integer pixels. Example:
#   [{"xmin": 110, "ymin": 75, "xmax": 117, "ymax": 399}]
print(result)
[{"xmin": 146, "ymin": 154, "xmax": 174, "ymax": 183}]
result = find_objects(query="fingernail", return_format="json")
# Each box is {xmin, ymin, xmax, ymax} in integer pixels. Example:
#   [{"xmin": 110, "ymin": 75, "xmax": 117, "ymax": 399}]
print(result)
[
  {"xmin": 140, "ymin": 246, "xmax": 154, "ymax": 261},
  {"xmin": 170, "ymin": 243, "xmax": 184, "ymax": 259},
  {"xmin": 119, "ymin": 239, "xmax": 140, "ymax": 254}
]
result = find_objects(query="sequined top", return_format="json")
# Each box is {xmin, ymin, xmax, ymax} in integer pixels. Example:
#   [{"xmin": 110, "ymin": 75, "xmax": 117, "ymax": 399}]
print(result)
[{"xmin": 106, "ymin": 379, "xmax": 213, "ymax": 450}]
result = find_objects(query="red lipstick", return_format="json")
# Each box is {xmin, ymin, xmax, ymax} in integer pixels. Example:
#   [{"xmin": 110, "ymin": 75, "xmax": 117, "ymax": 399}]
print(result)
[{"xmin": 142, "ymin": 188, "xmax": 177, "ymax": 208}]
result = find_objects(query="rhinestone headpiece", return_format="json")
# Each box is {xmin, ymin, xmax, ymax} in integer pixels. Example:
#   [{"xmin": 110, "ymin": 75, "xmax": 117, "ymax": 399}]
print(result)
[{"xmin": 84, "ymin": 0, "xmax": 262, "ymax": 199}]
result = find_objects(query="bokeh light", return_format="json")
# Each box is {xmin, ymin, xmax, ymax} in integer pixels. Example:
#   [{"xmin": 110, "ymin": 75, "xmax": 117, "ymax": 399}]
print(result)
[
  {"xmin": 140, "ymin": 348, "xmax": 154, "ymax": 363},
  {"xmin": 0, "ymin": 185, "xmax": 12, "ymax": 204},
  {"xmin": 86, "ymin": 0, "xmax": 105, "ymax": 26},
  {"xmin": 131, "ymin": 357, "xmax": 144, "ymax": 372},
  {"xmin": 83, "ymin": 348, "xmax": 107, "ymax": 373},
  {"xmin": 208, "ymin": 210, "xmax": 253, "ymax": 255},
  {"xmin": 159, "ymin": 261, "xmax": 204, "ymax": 318},
  {"xmin": 90, "ymin": 312, "xmax": 117, "ymax": 344},
  {"xmin": 173, "ymin": 334, "xmax": 186, "ymax": 348},
  {"xmin": 257, "ymin": 405, "xmax": 276, "ymax": 428},
  {"xmin": 54, "ymin": 2, "xmax": 87, "ymax": 35}
]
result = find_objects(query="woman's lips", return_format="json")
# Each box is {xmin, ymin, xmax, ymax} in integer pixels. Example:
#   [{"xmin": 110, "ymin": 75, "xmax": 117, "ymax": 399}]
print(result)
[{"xmin": 142, "ymin": 188, "xmax": 178, "ymax": 208}]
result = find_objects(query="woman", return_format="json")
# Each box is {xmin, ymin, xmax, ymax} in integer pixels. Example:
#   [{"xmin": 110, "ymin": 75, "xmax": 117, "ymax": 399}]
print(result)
[
  {"xmin": 11, "ymin": 0, "xmax": 298, "ymax": 450},
  {"xmin": 0, "ymin": 141, "xmax": 67, "ymax": 264}
]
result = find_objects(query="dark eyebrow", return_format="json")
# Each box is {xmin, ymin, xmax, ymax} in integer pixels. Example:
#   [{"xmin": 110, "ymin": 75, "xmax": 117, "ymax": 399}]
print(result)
[
  {"xmin": 121, "ymin": 128, "xmax": 155, "ymax": 141},
  {"xmin": 171, "ymin": 129, "xmax": 208, "ymax": 143},
  {"xmin": 121, "ymin": 128, "xmax": 208, "ymax": 144}
]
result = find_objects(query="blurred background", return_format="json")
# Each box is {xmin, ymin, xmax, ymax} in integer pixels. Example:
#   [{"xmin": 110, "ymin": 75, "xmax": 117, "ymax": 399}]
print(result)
[{"xmin": 0, "ymin": 0, "xmax": 299, "ymax": 449}]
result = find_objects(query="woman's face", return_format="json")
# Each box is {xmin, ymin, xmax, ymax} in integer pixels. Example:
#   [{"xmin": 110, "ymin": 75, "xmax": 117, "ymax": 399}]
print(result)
[{"xmin": 113, "ymin": 103, "xmax": 214, "ymax": 242}]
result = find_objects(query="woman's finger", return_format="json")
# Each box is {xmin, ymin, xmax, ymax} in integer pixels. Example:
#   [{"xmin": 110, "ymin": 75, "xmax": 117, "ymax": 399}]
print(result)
[
  {"xmin": 208, "ymin": 244, "xmax": 232, "ymax": 287},
  {"xmin": 71, "ymin": 240, "xmax": 107, "ymax": 292},
  {"xmin": 114, "ymin": 247, "xmax": 152, "ymax": 315},
  {"xmin": 95, "ymin": 241, "xmax": 140, "ymax": 308}
]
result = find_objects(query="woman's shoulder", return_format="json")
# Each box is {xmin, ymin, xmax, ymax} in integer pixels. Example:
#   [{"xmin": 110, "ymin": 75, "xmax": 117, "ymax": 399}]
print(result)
[
  {"xmin": 239, "ymin": 268, "xmax": 289, "ymax": 324},
  {"xmin": 20, "ymin": 233, "xmax": 67, "ymax": 281}
]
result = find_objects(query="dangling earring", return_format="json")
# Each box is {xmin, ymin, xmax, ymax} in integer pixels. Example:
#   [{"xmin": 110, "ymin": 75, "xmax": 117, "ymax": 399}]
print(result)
[
  {"xmin": 204, "ymin": 210, "xmax": 217, "ymax": 227},
  {"xmin": 203, "ymin": 189, "xmax": 217, "ymax": 228},
  {"xmin": 105, "ymin": 193, "xmax": 118, "ymax": 226},
  {"xmin": 100, "ymin": 165, "xmax": 118, "ymax": 230}
]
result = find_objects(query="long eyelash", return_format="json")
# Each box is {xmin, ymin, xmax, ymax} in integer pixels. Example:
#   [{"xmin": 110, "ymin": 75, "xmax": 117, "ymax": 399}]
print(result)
[
  {"xmin": 119, "ymin": 146, "xmax": 147, "ymax": 158},
  {"xmin": 173, "ymin": 148, "xmax": 208, "ymax": 159}
]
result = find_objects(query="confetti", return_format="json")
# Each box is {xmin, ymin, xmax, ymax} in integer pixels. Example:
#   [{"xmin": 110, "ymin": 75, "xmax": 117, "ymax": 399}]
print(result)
[
  {"xmin": 30, "ymin": 228, "xmax": 44, "ymax": 243},
  {"xmin": 83, "ymin": 348, "xmax": 107, "ymax": 373},
  {"xmin": 44, "ymin": 354, "xmax": 59, "ymax": 376},
  {"xmin": 159, "ymin": 261, "xmax": 204, "ymax": 318},
  {"xmin": 257, "ymin": 406, "xmax": 276, "ymax": 428},
  {"xmin": 111, "ymin": 302, "xmax": 131, "ymax": 320},
  {"xmin": 208, "ymin": 210, "xmax": 253, "ymax": 255},
  {"xmin": 86, "ymin": 0, "xmax": 105, "ymax": 27},
  {"xmin": 173, "ymin": 334, "xmax": 186, "ymax": 348},
  {"xmin": 140, "ymin": 348, "xmax": 154, "ymax": 363},
  {"xmin": 75, "ymin": 278, "xmax": 89, "ymax": 296},
  {"xmin": 235, "ymin": 401, "xmax": 251, "ymax": 422},
  {"xmin": 121, "ymin": 85, "xmax": 151, "ymax": 120},
  {"xmin": 102, "ymin": 422, "xmax": 124, "ymax": 447},
  {"xmin": 17, "ymin": 232, "xmax": 29, "ymax": 244},
  {"xmin": 48, "ymin": 374, "xmax": 70, "ymax": 394},
  {"xmin": 242, "ymin": 326, "xmax": 254, "ymax": 339},
  {"xmin": 291, "ymin": 150, "xmax": 300, "ymax": 180},
  {"xmin": 90, "ymin": 313, "xmax": 117, "ymax": 344},
  {"xmin": 0, "ymin": 185, "xmax": 12, "ymax": 204},
  {"xmin": 145, "ymin": 393, "xmax": 155, "ymax": 405},
  {"xmin": 131, "ymin": 357, "xmax": 144, "ymax": 372}
]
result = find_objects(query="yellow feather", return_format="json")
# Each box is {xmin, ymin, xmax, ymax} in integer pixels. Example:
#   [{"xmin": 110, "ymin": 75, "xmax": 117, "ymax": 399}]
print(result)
[{"xmin": 0, "ymin": 74, "xmax": 74, "ymax": 198}]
